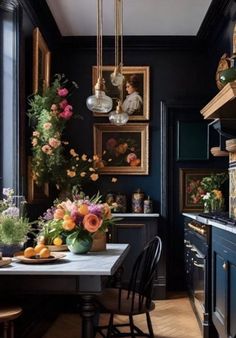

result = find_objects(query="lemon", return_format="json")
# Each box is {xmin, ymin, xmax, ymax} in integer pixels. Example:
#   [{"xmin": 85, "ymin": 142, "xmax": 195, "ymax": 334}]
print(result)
[{"xmin": 53, "ymin": 237, "xmax": 63, "ymax": 246}]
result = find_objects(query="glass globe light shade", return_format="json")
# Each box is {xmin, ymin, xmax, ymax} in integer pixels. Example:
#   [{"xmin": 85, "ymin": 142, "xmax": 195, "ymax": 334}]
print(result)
[
  {"xmin": 110, "ymin": 69, "xmax": 124, "ymax": 86},
  {"xmin": 109, "ymin": 102, "xmax": 129, "ymax": 126},
  {"xmin": 86, "ymin": 89, "xmax": 113, "ymax": 113}
]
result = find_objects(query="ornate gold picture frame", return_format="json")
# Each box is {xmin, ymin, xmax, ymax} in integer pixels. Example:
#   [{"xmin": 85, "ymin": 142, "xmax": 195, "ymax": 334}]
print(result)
[
  {"xmin": 32, "ymin": 27, "xmax": 51, "ymax": 94},
  {"xmin": 93, "ymin": 123, "xmax": 149, "ymax": 175},
  {"xmin": 92, "ymin": 66, "xmax": 150, "ymax": 120}
]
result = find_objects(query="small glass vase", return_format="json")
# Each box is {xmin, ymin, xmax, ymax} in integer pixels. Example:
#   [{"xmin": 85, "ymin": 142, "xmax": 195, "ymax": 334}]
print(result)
[
  {"xmin": 210, "ymin": 198, "xmax": 224, "ymax": 213},
  {"xmin": 66, "ymin": 234, "xmax": 92, "ymax": 254}
]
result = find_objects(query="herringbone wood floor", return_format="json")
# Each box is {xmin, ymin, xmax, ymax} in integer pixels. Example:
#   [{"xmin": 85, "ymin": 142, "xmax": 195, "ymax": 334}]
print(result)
[{"xmin": 43, "ymin": 293, "xmax": 202, "ymax": 338}]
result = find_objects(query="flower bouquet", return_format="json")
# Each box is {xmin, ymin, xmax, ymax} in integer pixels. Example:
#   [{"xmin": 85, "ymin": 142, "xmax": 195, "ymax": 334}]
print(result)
[
  {"xmin": 38, "ymin": 193, "xmax": 117, "ymax": 254},
  {"xmin": 200, "ymin": 172, "xmax": 228, "ymax": 213}
]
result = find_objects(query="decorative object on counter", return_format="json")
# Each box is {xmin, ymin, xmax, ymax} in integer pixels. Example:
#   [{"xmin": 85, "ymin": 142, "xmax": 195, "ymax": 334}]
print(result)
[
  {"xmin": 105, "ymin": 192, "xmax": 116, "ymax": 206},
  {"xmin": 215, "ymin": 53, "xmax": 231, "ymax": 90},
  {"xmin": 229, "ymin": 168, "xmax": 236, "ymax": 219},
  {"xmin": 37, "ymin": 192, "xmax": 118, "ymax": 254},
  {"xmin": 200, "ymin": 172, "xmax": 228, "ymax": 213},
  {"xmin": 114, "ymin": 192, "xmax": 127, "ymax": 213},
  {"xmin": 132, "ymin": 189, "xmax": 144, "ymax": 213},
  {"xmin": 0, "ymin": 188, "xmax": 32, "ymax": 256},
  {"xmin": 144, "ymin": 196, "xmax": 153, "ymax": 214}
]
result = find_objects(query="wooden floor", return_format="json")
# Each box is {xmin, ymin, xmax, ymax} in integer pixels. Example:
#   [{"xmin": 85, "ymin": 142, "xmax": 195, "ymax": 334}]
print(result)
[{"xmin": 43, "ymin": 293, "xmax": 202, "ymax": 338}]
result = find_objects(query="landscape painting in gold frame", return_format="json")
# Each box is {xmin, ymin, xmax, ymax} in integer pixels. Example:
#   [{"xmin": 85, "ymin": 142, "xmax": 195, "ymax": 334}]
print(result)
[
  {"xmin": 32, "ymin": 27, "xmax": 51, "ymax": 94},
  {"xmin": 92, "ymin": 66, "xmax": 150, "ymax": 120},
  {"xmin": 93, "ymin": 123, "xmax": 149, "ymax": 175}
]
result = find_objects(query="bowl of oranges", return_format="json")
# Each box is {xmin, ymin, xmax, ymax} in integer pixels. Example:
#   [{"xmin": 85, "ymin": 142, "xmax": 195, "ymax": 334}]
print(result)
[{"xmin": 14, "ymin": 244, "xmax": 66, "ymax": 263}]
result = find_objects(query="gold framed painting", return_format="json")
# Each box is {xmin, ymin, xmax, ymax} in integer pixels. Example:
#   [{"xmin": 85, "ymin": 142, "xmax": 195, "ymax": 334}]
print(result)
[
  {"xmin": 32, "ymin": 27, "xmax": 51, "ymax": 94},
  {"xmin": 92, "ymin": 66, "xmax": 150, "ymax": 120},
  {"xmin": 93, "ymin": 123, "xmax": 149, "ymax": 175},
  {"xmin": 179, "ymin": 168, "xmax": 226, "ymax": 212}
]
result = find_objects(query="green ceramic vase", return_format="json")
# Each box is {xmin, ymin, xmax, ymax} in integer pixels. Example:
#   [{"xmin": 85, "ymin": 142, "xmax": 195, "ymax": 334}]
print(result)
[{"xmin": 66, "ymin": 233, "xmax": 92, "ymax": 254}]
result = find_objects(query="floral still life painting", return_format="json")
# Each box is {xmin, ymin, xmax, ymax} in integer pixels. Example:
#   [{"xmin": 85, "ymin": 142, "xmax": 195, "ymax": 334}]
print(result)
[
  {"xmin": 179, "ymin": 168, "xmax": 228, "ymax": 212},
  {"xmin": 93, "ymin": 123, "xmax": 149, "ymax": 175}
]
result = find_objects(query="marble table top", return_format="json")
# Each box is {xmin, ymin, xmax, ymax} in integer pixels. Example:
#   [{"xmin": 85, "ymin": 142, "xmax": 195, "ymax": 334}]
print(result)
[{"xmin": 0, "ymin": 243, "xmax": 130, "ymax": 276}]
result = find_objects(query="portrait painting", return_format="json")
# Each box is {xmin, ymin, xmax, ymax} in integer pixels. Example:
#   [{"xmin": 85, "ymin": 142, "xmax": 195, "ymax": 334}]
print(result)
[
  {"xmin": 93, "ymin": 123, "xmax": 149, "ymax": 175},
  {"xmin": 92, "ymin": 66, "xmax": 150, "ymax": 120}
]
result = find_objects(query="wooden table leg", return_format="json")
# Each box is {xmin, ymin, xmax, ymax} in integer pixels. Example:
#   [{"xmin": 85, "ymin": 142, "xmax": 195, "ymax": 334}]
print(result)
[{"xmin": 80, "ymin": 294, "xmax": 96, "ymax": 338}]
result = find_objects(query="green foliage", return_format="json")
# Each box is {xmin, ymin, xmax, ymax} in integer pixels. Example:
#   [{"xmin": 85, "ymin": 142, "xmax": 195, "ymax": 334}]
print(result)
[
  {"xmin": 201, "ymin": 172, "xmax": 228, "ymax": 192},
  {"xmin": 0, "ymin": 216, "xmax": 31, "ymax": 245}
]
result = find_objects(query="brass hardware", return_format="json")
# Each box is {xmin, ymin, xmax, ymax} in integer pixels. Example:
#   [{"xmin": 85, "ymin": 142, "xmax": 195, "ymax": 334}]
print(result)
[
  {"xmin": 223, "ymin": 262, "xmax": 227, "ymax": 270},
  {"xmin": 108, "ymin": 233, "xmax": 112, "ymax": 241},
  {"xmin": 193, "ymin": 261, "xmax": 204, "ymax": 268}
]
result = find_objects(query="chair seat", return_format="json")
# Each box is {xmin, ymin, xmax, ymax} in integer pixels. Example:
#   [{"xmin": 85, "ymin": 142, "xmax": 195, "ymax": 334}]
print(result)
[
  {"xmin": 97, "ymin": 288, "xmax": 155, "ymax": 315},
  {"xmin": 0, "ymin": 306, "xmax": 23, "ymax": 322}
]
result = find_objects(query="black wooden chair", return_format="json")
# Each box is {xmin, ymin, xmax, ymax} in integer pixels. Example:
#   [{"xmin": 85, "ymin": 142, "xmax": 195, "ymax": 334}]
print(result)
[{"xmin": 96, "ymin": 236, "xmax": 162, "ymax": 338}]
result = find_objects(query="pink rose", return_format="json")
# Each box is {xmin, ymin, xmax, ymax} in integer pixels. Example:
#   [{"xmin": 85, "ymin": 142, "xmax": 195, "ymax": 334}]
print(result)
[
  {"xmin": 59, "ymin": 99, "xmax": 68, "ymax": 110},
  {"xmin": 57, "ymin": 88, "xmax": 68, "ymax": 97},
  {"xmin": 49, "ymin": 138, "xmax": 61, "ymax": 148},
  {"xmin": 59, "ymin": 110, "xmax": 73, "ymax": 120},
  {"xmin": 41, "ymin": 145, "xmax": 52, "ymax": 155},
  {"xmin": 64, "ymin": 105, "xmax": 73, "ymax": 111}
]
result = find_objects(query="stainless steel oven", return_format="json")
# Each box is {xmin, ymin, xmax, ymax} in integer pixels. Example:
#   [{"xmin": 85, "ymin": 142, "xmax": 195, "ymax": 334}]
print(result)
[{"xmin": 184, "ymin": 219, "xmax": 211, "ymax": 338}]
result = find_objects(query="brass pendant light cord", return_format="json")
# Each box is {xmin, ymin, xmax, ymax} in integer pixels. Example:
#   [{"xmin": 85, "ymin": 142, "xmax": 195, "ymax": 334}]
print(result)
[{"xmin": 97, "ymin": 0, "xmax": 103, "ymax": 80}]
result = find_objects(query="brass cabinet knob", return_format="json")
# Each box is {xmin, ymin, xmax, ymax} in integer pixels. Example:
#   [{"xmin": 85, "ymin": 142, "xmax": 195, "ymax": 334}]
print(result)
[{"xmin": 223, "ymin": 262, "xmax": 227, "ymax": 270}]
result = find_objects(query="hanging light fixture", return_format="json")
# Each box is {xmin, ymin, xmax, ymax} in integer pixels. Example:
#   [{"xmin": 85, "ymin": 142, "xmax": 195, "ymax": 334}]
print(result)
[
  {"xmin": 109, "ymin": 0, "xmax": 129, "ymax": 125},
  {"xmin": 86, "ymin": 0, "xmax": 113, "ymax": 113}
]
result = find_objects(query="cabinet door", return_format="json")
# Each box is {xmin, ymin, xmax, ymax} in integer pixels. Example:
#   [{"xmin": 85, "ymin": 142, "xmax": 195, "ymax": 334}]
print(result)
[
  {"xmin": 111, "ymin": 222, "xmax": 147, "ymax": 285},
  {"xmin": 228, "ymin": 262, "xmax": 236, "ymax": 338},
  {"xmin": 212, "ymin": 249, "xmax": 227, "ymax": 338}
]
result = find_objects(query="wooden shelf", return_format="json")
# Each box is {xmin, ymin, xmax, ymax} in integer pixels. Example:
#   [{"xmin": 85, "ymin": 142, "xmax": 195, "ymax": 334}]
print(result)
[{"xmin": 200, "ymin": 82, "xmax": 236, "ymax": 119}]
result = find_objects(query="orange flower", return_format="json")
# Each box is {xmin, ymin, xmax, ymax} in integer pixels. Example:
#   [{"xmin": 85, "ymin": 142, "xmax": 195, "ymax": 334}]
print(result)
[
  {"xmin": 78, "ymin": 204, "xmax": 89, "ymax": 216},
  {"xmin": 62, "ymin": 215, "xmax": 76, "ymax": 231},
  {"xmin": 54, "ymin": 208, "xmax": 65, "ymax": 220},
  {"xmin": 102, "ymin": 203, "xmax": 112, "ymax": 220},
  {"xmin": 83, "ymin": 213, "xmax": 102, "ymax": 233}
]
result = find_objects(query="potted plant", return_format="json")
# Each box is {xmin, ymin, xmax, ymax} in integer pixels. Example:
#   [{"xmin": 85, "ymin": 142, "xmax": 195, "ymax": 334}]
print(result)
[{"xmin": 0, "ymin": 188, "xmax": 32, "ymax": 256}]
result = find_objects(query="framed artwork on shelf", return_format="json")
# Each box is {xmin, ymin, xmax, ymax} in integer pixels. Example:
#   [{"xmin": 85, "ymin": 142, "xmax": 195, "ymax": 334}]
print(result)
[
  {"xmin": 93, "ymin": 123, "xmax": 149, "ymax": 175},
  {"xmin": 176, "ymin": 120, "xmax": 209, "ymax": 161},
  {"xmin": 92, "ymin": 66, "xmax": 150, "ymax": 120},
  {"xmin": 179, "ymin": 168, "xmax": 226, "ymax": 212},
  {"xmin": 32, "ymin": 27, "xmax": 51, "ymax": 94}
]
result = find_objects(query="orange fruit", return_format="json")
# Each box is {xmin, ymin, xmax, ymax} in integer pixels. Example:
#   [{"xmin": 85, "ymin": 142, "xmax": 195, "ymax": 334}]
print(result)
[
  {"xmin": 39, "ymin": 248, "xmax": 51, "ymax": 258},
  {"xmin": 24, "ymin": 247, "xmax": 36, "ymax": 258},
  {"xmin": 53, "ymin": 237, "xmax": 63, "ymax": 246},
  {"xmin": 34, "ymin": 243, "xmax": 46, "ymax": 253}
]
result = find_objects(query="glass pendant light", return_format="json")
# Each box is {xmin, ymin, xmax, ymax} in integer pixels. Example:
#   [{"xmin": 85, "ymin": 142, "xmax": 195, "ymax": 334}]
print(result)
[
  {"xmin": 109, "ymin": 0, "xmax": 129, "ymax": 125},
  {"xmin": 109, "ymin": 100, "xmax": 128, "ymax": 125},
  {"xmin": 110, "ymin": 0, "xmax": 124, "ymax": 87},
  {"xmin": 86, "ymin": 0, "xmax": 112, "ymax": 113}
]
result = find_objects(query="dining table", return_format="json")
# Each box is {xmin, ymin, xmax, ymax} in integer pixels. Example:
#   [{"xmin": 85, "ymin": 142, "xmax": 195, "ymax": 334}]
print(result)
[{"xmin": 0, "ymin": 243, "xmax": 130, "ymax": 338}]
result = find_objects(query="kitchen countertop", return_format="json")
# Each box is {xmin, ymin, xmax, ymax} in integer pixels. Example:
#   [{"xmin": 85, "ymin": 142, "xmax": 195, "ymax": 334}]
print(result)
[{"xmin": 183, "ymin": 212, "xmax": 236, "ymax": 234}]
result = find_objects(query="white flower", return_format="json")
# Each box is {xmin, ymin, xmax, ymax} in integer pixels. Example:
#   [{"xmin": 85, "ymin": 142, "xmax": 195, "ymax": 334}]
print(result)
[
  {"xmin": 2, "ymin": 206, "xmax": 19, "ymax": 218},
  {"xmin": 202, "ymin": 192, "xmax": 211, "ymax": 200}
]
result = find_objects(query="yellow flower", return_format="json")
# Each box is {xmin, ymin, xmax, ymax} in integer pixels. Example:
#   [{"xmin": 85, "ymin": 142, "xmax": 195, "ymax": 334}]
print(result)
[
  {"xmin": 80, "ymin": 172, "xmax": 86, "ymax": 177},
  {"xmin": 82, "ymin": 154, "xmax": 88, "ymax": 161},
  {"xmin": 212, "ymin": 189, "xmax": 222, "ymax": 200}
]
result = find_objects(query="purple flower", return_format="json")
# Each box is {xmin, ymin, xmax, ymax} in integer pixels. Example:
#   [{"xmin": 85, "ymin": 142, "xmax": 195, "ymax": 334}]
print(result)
[
  {"xmin": 88, "ymin": 204, "xmax": 102, "ymax": 217},
  {"xmin": 42, "ymin": 206, "xmax": 56, "ymax": 221}
]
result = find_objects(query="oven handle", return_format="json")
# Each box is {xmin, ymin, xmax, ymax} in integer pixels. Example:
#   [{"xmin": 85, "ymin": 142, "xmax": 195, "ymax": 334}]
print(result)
[{"xmin": 193, "ymin": 261, "xmax": 204, "ymax": 268}]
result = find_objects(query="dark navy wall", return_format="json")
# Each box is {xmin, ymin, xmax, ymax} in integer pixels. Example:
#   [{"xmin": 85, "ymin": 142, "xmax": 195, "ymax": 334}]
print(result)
[{"xmin": 52, "ymin": 39, "xmax": 211, "ymax": 211}]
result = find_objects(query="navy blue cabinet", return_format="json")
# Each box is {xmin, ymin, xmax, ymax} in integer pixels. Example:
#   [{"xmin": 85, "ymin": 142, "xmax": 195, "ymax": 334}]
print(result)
[
  {"xmin": 212, "ymin": 227, "xmax": 236, "ymax": 338},
  {"xmin": 108, "ymin": 215, "xmax": 166, "ymax": 299}
]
